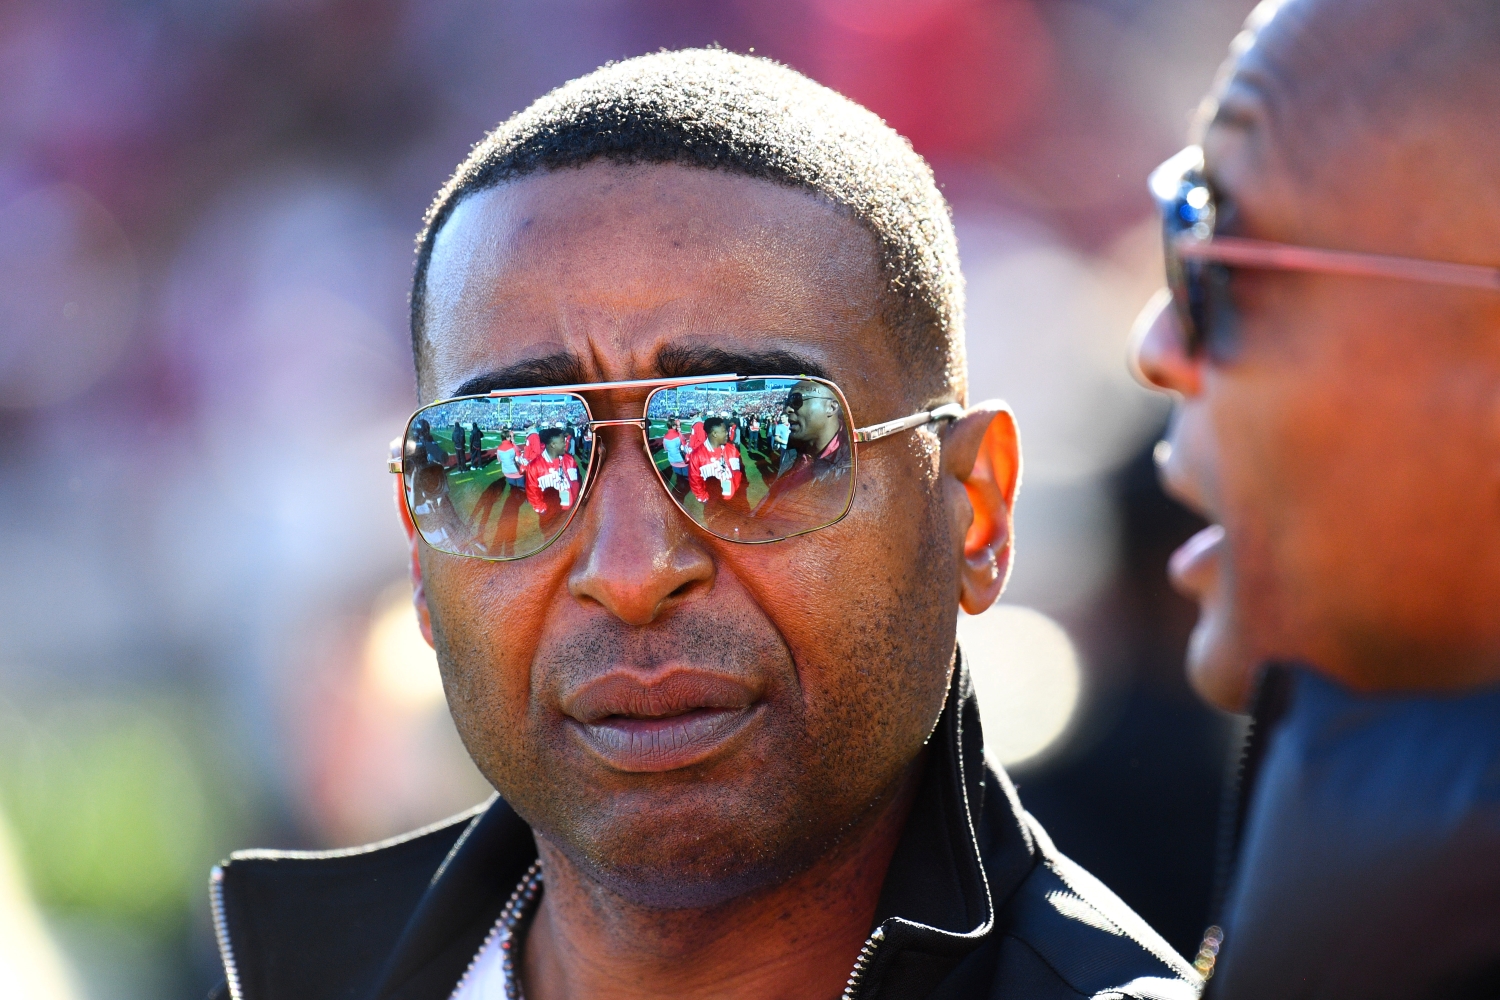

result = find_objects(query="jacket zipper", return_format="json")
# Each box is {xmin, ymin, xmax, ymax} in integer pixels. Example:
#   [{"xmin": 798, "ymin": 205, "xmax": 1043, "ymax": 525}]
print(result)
[
  {"xmin": 210, "ymin": 865, "xmax": 244, "ymax": 1000},
  {"xmin": 839, "ymin": 925, "xmax": 885, "ymax": 1000}
]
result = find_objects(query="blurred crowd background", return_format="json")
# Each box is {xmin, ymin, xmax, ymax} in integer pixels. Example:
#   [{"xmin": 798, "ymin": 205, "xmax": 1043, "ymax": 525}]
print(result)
[{"xmin": 0, "ymin": 1, "xmax": 1258, "ymax": 996}]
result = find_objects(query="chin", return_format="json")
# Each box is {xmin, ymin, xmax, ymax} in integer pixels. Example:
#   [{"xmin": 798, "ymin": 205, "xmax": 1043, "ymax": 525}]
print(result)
[
  {"xmin": 1184, "ymin": 602, "xmax": 1257, "ymax": 713},
  {"xmin": 563, "ymin": 815, "xmax": 824, "ymax": 910},
  {"xmin": 536, "ymin": 772, "xmax": 840, "ymax": 910}
]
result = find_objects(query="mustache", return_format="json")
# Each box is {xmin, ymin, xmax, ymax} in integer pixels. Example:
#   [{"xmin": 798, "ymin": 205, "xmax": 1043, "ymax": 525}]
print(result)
[{"xmin": 536, "ymin": 613, "xmax": 790, "ymax": 689}]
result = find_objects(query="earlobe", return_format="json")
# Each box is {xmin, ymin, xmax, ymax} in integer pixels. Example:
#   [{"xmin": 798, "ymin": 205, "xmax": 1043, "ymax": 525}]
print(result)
[
  {"xmin": 395, "ymin": 475, "xmax": 436, "ymax": 648},
  {"xmin": 942, "ymin": 402, "xmax": 1021, "ymax": 616}
]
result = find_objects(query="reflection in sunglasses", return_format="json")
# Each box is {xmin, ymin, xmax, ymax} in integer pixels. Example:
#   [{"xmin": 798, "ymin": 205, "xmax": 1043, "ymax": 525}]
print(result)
[
  {"xmin": 403, "ymin": 394, "xmax": 593, "ymax": 560},
  {"xmin": 783, "ymin": 391, "xmax": 834, "ymax": 411},
  {"xmin": 403, "ymin": 377, "xmax": 858, "ymax": 560},
  {"xmin": 400, "ymin": 373, "xmax": 954, "ymax": 561},
  {"xmin": 645, "ymin": 378, "xmax": 853, "ymax": 546}
]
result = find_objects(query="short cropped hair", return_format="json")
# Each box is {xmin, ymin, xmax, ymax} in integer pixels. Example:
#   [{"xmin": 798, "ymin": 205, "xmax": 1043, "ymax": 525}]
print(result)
[
  {"xmin": 702, "ymin": 416, "xmax": 727, "ymax": 436},
  {"xmin": 539, "ymin": 427, "xmax": 566, "ymax": 447},
  {"xmin": 411, "ymin": 48, "xmax": 963, "ymax": 389}
]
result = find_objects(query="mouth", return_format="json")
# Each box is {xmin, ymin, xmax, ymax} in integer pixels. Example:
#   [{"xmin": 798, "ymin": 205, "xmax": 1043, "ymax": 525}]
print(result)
[
  {"xmin": 1169, "ymin": 523, "xmax": 1225, "ymax": 601},
  {"xmin": 562, "ymin": 669, "xmax": 762, "ymax": 773}
]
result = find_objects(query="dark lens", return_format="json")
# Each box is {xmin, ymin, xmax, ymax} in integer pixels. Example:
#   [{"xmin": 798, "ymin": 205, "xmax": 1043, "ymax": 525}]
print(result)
[
  {"xmin": 1161, "ymin": 225, "xmax": 1199, "ymax": 351},
  {"xmin": 1160, "ymin": 168, "xmax": 1239, "ymax": 358},
  {"xmin": 404, "ymin": 393, "xmax": 591, "ymax": 559},
  {"xmin": 644, "ymin": 378, "xmax": 855, "ymax": 543},
  {"xmin": 1193, "ymin": 261, "xmax": 1240, "ymax": 361}
]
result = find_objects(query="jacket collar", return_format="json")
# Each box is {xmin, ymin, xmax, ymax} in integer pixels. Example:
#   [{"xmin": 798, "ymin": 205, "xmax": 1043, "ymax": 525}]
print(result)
[{"xmin": 367, "ymin": 650, "xmax": 1036, "ymax": 1000}]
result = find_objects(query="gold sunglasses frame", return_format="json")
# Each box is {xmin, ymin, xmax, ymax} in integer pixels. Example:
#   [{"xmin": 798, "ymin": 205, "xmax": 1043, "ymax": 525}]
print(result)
[{"xmin": 390, "ymin": 372, "xmax": 965, "ymax": 560}]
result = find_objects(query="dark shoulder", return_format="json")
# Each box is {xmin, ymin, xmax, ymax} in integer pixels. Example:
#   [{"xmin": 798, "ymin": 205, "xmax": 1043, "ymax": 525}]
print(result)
[
  {"xmin": 983, "ymin": 771, "xmax": 1202, "ymax": 999},
  {"xmin": 212, "ymin": 801, "xmax": 488, "ymax": 1000}
]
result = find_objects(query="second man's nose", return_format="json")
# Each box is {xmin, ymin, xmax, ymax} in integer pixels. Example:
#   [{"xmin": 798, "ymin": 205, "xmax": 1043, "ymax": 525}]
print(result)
[{"xmin": 1130, "ymin": 287, "xmax": 1204, "ymax": 398}]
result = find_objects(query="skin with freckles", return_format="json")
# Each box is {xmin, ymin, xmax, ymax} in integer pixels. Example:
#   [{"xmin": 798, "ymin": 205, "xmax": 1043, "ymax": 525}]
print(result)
[
  {"xmin": 402, "ymin": 162, "xmax": 1020, "ymax": 1000},
  {"xmin": 1132, "ymin": 0, "xmax": 1500, "ymax": 711}
]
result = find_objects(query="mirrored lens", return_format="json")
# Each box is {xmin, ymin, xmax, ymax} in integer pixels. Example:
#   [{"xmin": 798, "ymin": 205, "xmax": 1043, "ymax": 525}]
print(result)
[
  {"xmin": 644, "ymin": 378, "xmax": 855, "ymax": 542},
  {"xmin": 403, "ymin": 393, "xmax": 593, "ymax": 559}
]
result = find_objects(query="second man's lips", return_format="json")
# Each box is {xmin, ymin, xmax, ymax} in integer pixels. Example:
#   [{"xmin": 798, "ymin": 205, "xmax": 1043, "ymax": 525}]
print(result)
[
  {"xmin": 560, "ymin": 668, "xmax": 763, "ymax": 773},
  {"xmin": 1170, "ymin": 523, "xmax": 1225, "ymax": 601}
]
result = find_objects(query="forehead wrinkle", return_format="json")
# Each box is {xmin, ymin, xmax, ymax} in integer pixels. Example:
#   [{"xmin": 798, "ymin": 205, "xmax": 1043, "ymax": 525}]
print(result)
[
  {"xmin": 1202, "ymin": 4, "xmax": 1343, "ymax": 223},
  {"xmin": 1204, "ymin": 0, "xmax": 1387, "ymax": 168},
  {"xmin": 1213, "ymin": 65, "xmax": 1274, "ymax": 135}
]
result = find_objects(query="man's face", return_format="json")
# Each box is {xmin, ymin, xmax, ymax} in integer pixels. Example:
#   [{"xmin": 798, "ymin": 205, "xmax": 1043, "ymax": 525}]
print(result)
[
  {"xmin": 1133, "ymin": 12, "xmax": 1500, "ymax": 710},
  {"xmin": 707, "ymin": 424, "xmax": 728, "ymax": 447},
  {"xmin": 545, "ymin": 434, "xmax": 565, "ymax": 458},
  {"xmin": 785, "ymin": 381, "xmax": 840, "ymax": 448},
  {"xmin": 416, "ymin": 162, "xmax": 965, "ymax": 906}
]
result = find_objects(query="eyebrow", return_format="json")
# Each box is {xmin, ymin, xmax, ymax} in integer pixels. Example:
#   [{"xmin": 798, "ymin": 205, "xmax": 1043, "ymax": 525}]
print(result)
[
  {"xmin": 655, "ymin": 344, "xmax": 831, "ymax": 382},
  {"xmin": 451, "ymin": 354, "xmax": 591, "ymax": 397},
  {"xmin": 448, "ymin": 344, "xmax": 833, "ymax": 398}
]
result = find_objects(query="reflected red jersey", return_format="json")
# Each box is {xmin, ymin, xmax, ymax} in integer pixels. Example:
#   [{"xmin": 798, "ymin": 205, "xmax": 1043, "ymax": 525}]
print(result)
[
  {"xmin": 687, "ymin": 441, "xmax": 743, "ymax": 503},
  {"xmin": 524, "ymin": 451, "xmax": 580, "ymax": 513}
]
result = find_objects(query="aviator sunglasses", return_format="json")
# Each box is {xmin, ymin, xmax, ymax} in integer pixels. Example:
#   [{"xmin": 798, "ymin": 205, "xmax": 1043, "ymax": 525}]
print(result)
[
  {"xmin": 390, "ymin": 374, "xmax": 964, "ymax": 560},
  {"xmin": 1151, "ymin": 145, "xmax": 1500, "ymax": 356}
]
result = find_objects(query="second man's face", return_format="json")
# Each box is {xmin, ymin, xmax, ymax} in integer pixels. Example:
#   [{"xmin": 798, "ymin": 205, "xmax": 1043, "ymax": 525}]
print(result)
[{"xmin": 1135, "ymin": 34, "xmax": 1500, "ymax": 708}]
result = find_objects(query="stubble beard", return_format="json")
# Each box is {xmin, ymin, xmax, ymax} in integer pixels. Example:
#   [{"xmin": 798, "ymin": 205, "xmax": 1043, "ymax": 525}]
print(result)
[{"xmin": 434, "ymin": 496, "xmax": 959, "ymax": 912}]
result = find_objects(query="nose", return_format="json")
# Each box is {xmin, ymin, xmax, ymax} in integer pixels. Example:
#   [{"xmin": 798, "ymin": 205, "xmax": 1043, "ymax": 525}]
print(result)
[
  {"xmin": 568, "ymin": 434, "xmax": 715, "ymax": 626},
  {"xmin": 1130, "ymin": 287, "xmax": 1203, "ymax": 397}
]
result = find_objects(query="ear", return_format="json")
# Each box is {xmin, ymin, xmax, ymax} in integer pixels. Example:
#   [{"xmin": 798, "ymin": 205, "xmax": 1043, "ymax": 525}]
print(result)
[
  {"xmin": 395, "ymin": 475, "xmax": 436, "ymax": 648},
  {"xmin": 941, "ymin": 401, "xmax": 1021, "ymax": 615}
]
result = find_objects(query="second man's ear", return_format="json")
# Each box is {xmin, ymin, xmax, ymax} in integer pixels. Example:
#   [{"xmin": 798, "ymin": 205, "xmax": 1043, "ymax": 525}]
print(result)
[{"xmin": 941, "ymin": 401, "xmax": 1021, "ymax": 615}]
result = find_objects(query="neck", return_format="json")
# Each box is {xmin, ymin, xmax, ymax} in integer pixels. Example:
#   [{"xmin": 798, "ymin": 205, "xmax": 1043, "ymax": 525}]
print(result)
[
  {"xmin": 1309, "ymin": 638, "xmax": 1500, "ymax": 697},
  {"xmin": 521, "ymin": 754, "xmax": 924, "ymax": 1000}
]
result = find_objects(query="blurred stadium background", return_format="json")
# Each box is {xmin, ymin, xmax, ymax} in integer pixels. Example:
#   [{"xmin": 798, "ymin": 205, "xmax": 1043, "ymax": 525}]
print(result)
[{"xmin": 0, "ymin": 1, "xmax": 1255, "ymax": 996}]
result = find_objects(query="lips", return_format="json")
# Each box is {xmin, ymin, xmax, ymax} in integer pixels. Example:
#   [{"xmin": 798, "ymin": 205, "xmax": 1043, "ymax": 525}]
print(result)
[
  {"xmin": 1169, "ymin": 523, "xmax": 1225, "ymax": 600},
  {"xmin": 561, "ymin": 669, "xmax": 761, "ymax": 773}
]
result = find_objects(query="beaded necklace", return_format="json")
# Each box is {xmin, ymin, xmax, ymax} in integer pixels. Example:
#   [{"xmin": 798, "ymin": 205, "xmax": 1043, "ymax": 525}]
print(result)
[{"xmin": 449, "ymin": 861, "xmax": 544, "ymax": 1000}]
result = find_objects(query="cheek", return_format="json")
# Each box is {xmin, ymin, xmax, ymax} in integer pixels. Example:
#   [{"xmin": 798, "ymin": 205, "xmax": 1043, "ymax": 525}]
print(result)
[
  {"xmin": 1200, "ymin": 297, "xmax": 1491, "ymax": 642},
  {"xmin": 421, "ymin": 549, "xmax": 559, "ymax": 761},
  {"xmin": 736, "ymin": 446, "xmax": 954, "ymax": 744},
  {"xmin": 1197, "ymin": 364, "xmax": 1308, "ymax": 646}
]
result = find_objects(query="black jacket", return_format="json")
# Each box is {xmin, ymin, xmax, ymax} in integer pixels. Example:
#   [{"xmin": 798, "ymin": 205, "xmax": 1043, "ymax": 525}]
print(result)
[
  {"xmin": 209, "ymin": 664, "xmax": 1199, "ymax": 1000},
  {"xmin": 1206, "ymin": 666, "xmax": 1500, "ymax": 1000}
]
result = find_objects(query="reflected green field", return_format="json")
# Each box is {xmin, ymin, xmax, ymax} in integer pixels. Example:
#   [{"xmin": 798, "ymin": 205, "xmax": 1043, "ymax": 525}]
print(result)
[{"xmin": 425, "ymin": 426, "xmax": 787, "ymax": 537}]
